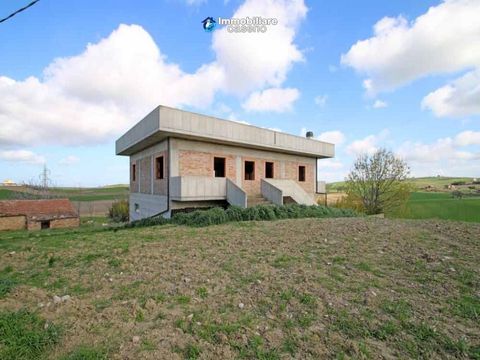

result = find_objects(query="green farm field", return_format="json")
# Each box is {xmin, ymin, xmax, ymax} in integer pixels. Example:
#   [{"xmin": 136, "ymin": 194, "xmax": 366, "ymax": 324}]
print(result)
[
  {"xmin": 0, "ymin": 185, "xmax": 128, "ymax": 202},
  {"xmin": 392, "ymin": 192, "xmax": 480, "ymax": 223}
]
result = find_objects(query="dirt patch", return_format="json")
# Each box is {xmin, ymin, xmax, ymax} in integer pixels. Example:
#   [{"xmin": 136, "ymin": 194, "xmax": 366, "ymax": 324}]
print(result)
[{"xmin": 1, "ymin": 218, "xmax": 479, "ymax": 359}]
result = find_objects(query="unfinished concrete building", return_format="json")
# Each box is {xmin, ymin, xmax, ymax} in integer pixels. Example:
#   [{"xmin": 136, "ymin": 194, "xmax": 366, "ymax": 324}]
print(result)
[{"xmin": 116, "ymin": 106, "xmax": 334, "ymax": 221}]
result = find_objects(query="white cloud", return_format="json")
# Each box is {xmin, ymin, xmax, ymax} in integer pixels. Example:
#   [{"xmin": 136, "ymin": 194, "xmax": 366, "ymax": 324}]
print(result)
[
  {"xmin": 317, "ymin": 130, "xmax": 345, "ymax": 145},
  {"xmin": 373, "ymin": 99, "xmax": 388, "ymax": 109},
  {"xmin": 0, "ymin": 150, "xmax": 45, "ymax": 164},
  {"xmin": 212, "ymin": 0, "xmax": 307, "ymax": 94},
  {"xmin": 397, "ymin": 136, "xmax": 480, "ymax": 163},
  {"xmin": 421, "ymin": 69, "xmax": 480, "ymax": 117},
  {"xmin": 342, "ymin": 0, "xmax": 480, "ymax": 92},
  {"xmin": 59, "ymin": 155, "xmax": 80, "ymax": 166},
  {"xmin": 346, "ymin": 130, "xmax": 389, "ymax": 156},
  {"xmin": 454, "ymin": 130, "xmax": 480, "ymax": 146},
  {"xmin": 314, "ymin": 94, "xmax": 328, "ymax": 107},
  {"xmin": 341, "ymin": 0, "xmax": 480, "ymax": 117},
  {"xmin": 0, "ymin": 25, "xmax": 224, "ymax": 147},
  {"xmin": 242, "ymin": 87, "xmax": 299, "ymax": 112},
  {"xmin": 0, "ymin": 0, "xmax": 309, "ymax": 147}
]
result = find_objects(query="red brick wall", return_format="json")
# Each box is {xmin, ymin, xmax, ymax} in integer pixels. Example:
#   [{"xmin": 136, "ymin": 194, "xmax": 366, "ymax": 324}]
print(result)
[
  {"xmin": 285, "ymin": 160, "xmax": 315, "ymax": 194},
  {"xmin": 178, "ymin": 149, "xmax": 314, "ymax": 197},
  {"xmin": 179, "ymin": 150, "xmax": 236, "ymax": 180}
]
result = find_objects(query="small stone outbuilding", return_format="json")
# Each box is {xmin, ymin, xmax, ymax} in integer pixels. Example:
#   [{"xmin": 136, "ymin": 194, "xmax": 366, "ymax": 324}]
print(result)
[{"xmin": 0, "ymin": 199, "xmax": 79, "ymax": 231}]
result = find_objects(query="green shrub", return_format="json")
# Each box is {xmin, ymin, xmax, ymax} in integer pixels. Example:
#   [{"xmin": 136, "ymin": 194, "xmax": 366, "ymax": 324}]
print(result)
[
  {"xmin": 123, "ymin": 203, "xmax": 357, "ymax": 229},
  {"xmin": 170, "ymin": 204, "xmax": 357, "ymax": 227},
  {"xmin": 256, "ymin": 205, "xmax": 277, "ymax": 220},
  {"xmin": 181, "ymin": 207, "xmax": 227, "ymax": 227},
  {"xmin": 108, "ymin": 200, "xmax": 129, "ymax": 222},
  {"xmin": 242, "ymin": 207, "xmax": 261, "ymax": 221},
  {"xmin": 225, "ymin": 206, "xmax": 244, "ymax": 222},
  {"xmin": 126, "ymin": 215, "xmax": 169, "ymax": 228}
]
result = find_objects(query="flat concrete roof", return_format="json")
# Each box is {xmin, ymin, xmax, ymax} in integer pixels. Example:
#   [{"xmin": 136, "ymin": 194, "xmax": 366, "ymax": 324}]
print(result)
[{"xmin": 116, "ymin": 106, "xmax": 334, "ymax": 158}]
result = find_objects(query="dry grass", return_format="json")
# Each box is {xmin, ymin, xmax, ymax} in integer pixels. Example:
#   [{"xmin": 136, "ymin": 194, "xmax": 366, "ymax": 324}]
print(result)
[{"xmin": 0, "ymin": 218, "xmax": 479, "ymax": 359}]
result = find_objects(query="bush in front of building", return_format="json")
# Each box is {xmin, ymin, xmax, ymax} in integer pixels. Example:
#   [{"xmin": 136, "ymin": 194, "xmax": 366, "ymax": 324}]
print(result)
[
  {"xmin": 108, "ymin": 200, "xmax": 129, "ymax": 223},
  {"xmin": 123, "ymin": 214, "xmax": 169, "ymax": 228},
  {"xmin": 125, "ymin": 204, "xmax": 357, "ymax": 229},
  {"xmin": 170, "ymin": 204, "xmax": 357, "ymax": 227}
]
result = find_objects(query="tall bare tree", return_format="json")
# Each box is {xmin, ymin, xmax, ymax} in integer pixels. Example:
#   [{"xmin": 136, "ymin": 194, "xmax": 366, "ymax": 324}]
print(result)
[{"xmin": 345, "ymin": 149, "xmax": 411, "ymax": 215}]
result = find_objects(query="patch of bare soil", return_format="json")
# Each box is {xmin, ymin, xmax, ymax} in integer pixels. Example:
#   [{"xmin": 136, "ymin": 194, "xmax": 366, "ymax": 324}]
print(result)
[{"xmin": 1, "ymin": 218, "xmax": 479, "ymax": 359}]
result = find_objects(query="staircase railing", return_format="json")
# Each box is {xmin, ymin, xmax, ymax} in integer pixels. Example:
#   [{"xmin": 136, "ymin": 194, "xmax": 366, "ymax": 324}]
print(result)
[
  {"xmin": 226, "ymin": 179, "xmax": 247, "ymax": 208},
  {"xmin": 260, "ymin": 179, "xmax": 283, "ymax": 205}
]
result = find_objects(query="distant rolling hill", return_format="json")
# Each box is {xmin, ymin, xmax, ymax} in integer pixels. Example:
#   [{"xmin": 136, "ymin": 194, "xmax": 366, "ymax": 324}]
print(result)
[{"xmin": 327, "ymin": 176, "xmax": 475, "ymax": 192}]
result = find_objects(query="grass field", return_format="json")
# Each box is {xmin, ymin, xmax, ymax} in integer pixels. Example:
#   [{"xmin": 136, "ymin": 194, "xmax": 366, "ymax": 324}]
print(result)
[
  {"xmin": 391, "ymin": 192, "xmax": 480, "ymax": 223},
  {"xmin": 0, "ymin": 185, "xmax": 128, "ymax": 202},
  {"xmin": 1, "ymin": 218, "xmax": 479, "ymax": 359},
  {"xmin": 51, "ymin": 186, "xmax": 129, "ymax": 202},
  {"xmin": 0, "ymin": 189, "xmax": 14, "ymax": 200}
]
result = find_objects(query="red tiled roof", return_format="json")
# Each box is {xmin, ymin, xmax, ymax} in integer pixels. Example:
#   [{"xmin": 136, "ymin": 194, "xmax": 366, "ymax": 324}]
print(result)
[{"xmin": 0, "ymin": 199, "xmax": 78, "ymax": 220}]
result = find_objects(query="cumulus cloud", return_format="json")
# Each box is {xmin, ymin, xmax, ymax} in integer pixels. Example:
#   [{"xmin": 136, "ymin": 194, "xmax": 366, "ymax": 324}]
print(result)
[
  {"xmin": 341, "ymin": 0, "xmax": 480, "ymax": 117},
  {"xmin": 0, "ymin": 0, "xmax": 308, "ymax": 147},
  {"xmin": 242, "ymin": 87, "xmax": 299, "ymax": 112},
  {"xmin": 397, "ymin": 136, "xmax": 480, "ymax": 163},
  {"xmin": 0, "ymin": 25, "xmax": 223, "ymax": 147},
  {"xmin": 421, "ymin": 69, "xmax": 480, "ymax": 117},
  {"xmin": 346, "ymin": 130, "xmax": 389, "ymax": 156},
  {"xmin": 373, "ymin": 100, "xmax": 388, "ymax": 109},
  {"xmin": 212, "ymin": 0, "xmax": 307, "ymax": 94},
  {"xmin": 0, "ymin": 150, "xmax": 45, "ymax": 164},
  {"xmin": 317, "ymin": 130, "xmax": 345, "ymax": 145},
  {"xmin": 454, "ymin": 130, "xmax": 480, "ymax": 146}
]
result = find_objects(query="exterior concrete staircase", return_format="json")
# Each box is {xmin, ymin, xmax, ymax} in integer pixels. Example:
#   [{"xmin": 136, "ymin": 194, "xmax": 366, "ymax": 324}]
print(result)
[
  {"xmin": 261, "ymin": 179, "xmax": 316, "ymax": 206},
  {"xmin": 247, "ymin": 195, "xmax": 272, "ymax": 208}
]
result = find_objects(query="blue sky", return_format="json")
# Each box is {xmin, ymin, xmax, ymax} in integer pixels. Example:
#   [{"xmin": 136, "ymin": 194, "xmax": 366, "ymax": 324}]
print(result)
[{"xmin": 0, "ymin": 0, "xmax": 479, "ymax": 186}]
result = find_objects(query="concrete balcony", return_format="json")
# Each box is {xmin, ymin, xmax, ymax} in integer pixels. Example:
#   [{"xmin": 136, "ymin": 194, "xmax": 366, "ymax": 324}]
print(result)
[{"xmin": 170, "ymin": 176, "xmax": 227, "ymax": 201}]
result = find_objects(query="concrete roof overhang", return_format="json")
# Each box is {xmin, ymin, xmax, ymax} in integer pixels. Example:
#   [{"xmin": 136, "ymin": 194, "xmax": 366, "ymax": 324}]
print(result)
[{"xmin": 116, "ymin": 106, "xmax": 335, "ymax": 159}]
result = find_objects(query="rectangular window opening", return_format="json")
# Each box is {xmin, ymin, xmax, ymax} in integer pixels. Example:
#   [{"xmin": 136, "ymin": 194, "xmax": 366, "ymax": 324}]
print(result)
[
  {"xmin": 41, "ymin": 220, "xmax": 50, "ymax": 230},
  {"xmin": 214, "ymin": 157, "xmax": 226, "ymax": 178},
  {"xmin": 156, "ymin": 156, "xmax": 164, "ymax": 179},
  {"xmin": 132, "ymin": 163, "xmax": 136, "ymax": 182},
  {"xmin": 244, "ymin": 161, "xmax": 255, "ymax": 180},
  {"xmin": 299, "ymin": 166, "xmax": 306, "ymax": 182},
  {"xmin": 265, "ymin": 162, "xmax": 274, "ymax": 179}
]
